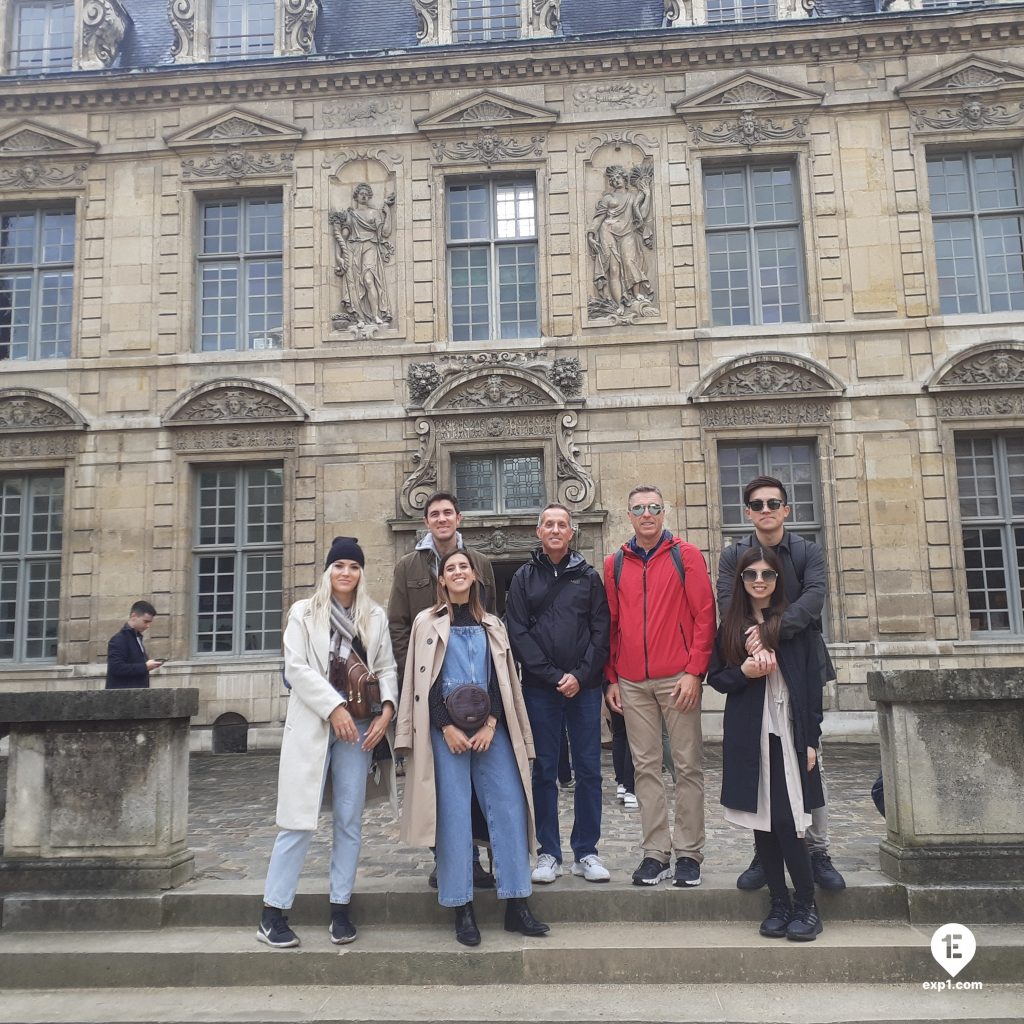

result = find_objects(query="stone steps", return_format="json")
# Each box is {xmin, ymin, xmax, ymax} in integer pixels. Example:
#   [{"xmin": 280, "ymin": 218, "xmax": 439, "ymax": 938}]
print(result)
[
  {"xmin": 0, "ymin": 921, "xmax": 1018, "ymax": 988},
  {"xmin": 4, "ymin": 983, "xmax": 1024, "ymax": 1024}
]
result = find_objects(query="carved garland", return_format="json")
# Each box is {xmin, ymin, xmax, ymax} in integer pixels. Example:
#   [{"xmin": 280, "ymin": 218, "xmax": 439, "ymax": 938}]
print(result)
[
  {"xmin": 911, "ymin": 97, "xmax": 1024, "ymax": 132},
  {"xmin": 688, "ymin": 110, "xmax": 809, "ymax": 150},
  {"xmin": 930, "ymin": 346, "xmax": 1024, "ymax": 419},
  {"xmin": 0, "ymin": 391, "xmax": 85, "ymax": 461},
  {"xmin": 431, "ymin": 129, "xmax": 544, "ymax": 167},
  {"xmin": 407, "ymin": 352, "xmax": 584, "ymax": 406},
  {"xmin": 181, "ymin": 149, "xmax": 294, "ymax": 180},
  {"xmin": 0, "ymin": 161, "xmax": 86, "ymax": 190}
]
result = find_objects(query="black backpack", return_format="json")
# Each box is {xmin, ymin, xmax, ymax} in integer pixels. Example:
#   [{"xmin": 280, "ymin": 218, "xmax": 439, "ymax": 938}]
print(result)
[{"xmin": 613, "ymin": 544, "xmax": 686, "ymax": 592}]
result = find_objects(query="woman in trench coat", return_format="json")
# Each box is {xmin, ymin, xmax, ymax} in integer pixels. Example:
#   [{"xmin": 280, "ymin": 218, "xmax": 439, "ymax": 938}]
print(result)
[
  {"xmin": 257, "ymin": 536, "xmax": 398, "ymax": 949},
  {"xmin": 395, "ymin": 548, "xmax": 548, "ymax": 946}
]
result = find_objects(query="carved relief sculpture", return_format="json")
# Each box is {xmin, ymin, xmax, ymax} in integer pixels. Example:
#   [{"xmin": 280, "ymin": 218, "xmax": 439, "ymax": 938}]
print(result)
[
  {"xmin": 431, "ymin": 129, "xmax": 545, "ymax": 167},
  {"xmin": 168, "ymin": 0, "xmax": 196, "ymax": 62},
  {"xmin": 941, "ymin": 349, "xmax": 1024, "ymax": 387},
  {"xmin": 81, "ymin": 0, "xmax": 129, "ymax": 70},
  {"xmin": 181, "ymin": 149, "xmax": 294, "ymax": 180},
  {"xmin": 688, "ymin": 110, "xmax": 809, "ymax": 150},
  {"xmin": 283, "ymin": 0, "xmax": 320, "ymax": 56},
  {"xmin": 586, "ymin": 163, "xmax": 657, "ymax": 321},
  {"xmin": 330, "ymin": 183, "xmax": 396, "ymax": 328},
  {"xmin": 0, "ymin": 161, "xmax": 86, "ymax": 190},
  {"xmin": 412, "ymin": 0, "xmax": 439, "ymax": 44},
  {"xmin": 912, "ymin": 97, "xmax": 1024, "ymax": 132},
  {"xmin": 573, "ymin": 82, "xmax": 658, "ymax": 111},
  {"xmin": 529, "ymin": 0, "xmax": 560, "ymax": 36}
]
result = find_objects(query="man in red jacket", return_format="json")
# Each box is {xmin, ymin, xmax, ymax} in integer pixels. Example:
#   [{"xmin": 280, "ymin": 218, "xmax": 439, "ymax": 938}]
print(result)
[{"xmin": 604, "ymin": 485, "xmax": 717, "ymax": 887}]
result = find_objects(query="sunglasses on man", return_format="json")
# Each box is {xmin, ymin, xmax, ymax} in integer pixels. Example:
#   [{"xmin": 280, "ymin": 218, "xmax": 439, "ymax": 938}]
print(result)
[
  {"xmin": 628, "ymin": 503, "xmax": 665, "ymax": 516},
  {"xmin": 746, "ymin": 498, "xmax": 786, "ymax": 512}
]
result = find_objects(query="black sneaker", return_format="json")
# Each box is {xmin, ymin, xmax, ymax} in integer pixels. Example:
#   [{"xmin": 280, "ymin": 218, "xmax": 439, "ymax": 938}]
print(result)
[
  {"xmin": 759, "ymin": 893, "xmax": 793, "ymax": 938},
  {"xmin": 256, "ymin": 906, "xmax": 299, "ymax": 948},
  {"xmin": 786, "ymin": 898, "xmax": 823, "ymax": 942},
  {"xmin": 631, "ymin": 857, "xmax": 671, "ymax": 886},
  {"xmin": 736, "ymin": 853, "xmax": 767, "ymax": 891},
  {"xmin": 473, "ymin": 859, "xmax": 496, "ymax": 889},
  {"xmin": 672, "ymin": 857, "xmax": 702, "ymax": 888},
  {"xmin": 329, "ymin": 903, "xmax": 357, "ymax": 945},
  {"xmin": 811, "ymin": 851, "xmax": 846, "ymax": 891}
]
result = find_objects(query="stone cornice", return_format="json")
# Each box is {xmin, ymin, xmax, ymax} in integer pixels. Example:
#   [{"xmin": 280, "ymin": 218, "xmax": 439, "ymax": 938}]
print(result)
[{"xmin": 0, "ymin": 10, "xmax": 1022, "ymax": 114}]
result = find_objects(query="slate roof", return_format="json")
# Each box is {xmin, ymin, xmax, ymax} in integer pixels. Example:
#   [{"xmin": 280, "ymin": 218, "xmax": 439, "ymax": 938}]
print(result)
[{"xmin": 5, "ymin": 0, "xmax": 1011, "ymax": 75}]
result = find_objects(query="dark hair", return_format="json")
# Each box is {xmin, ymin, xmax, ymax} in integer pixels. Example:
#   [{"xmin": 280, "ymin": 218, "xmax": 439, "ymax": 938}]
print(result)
[
  {"xmin": 627, "ymin": 483, "xmax": 663, "ymax": 505},
  {"xmin": 537, "ymin": 502, "xmax": 573, "ymax": 528},
  {"xmin": 433, "ymin": 548, "xmax": 485, "ymax": 623},
  {"xmin": 719, "ymin": 546, "xmax": 789, "ymax": 665},
  {"xmin": 423, "ymin": 491, "xmax": 461, "ymax": 517},
  {"xmin": 742, "ymin": 475, "xmax": 788, "ymax": 506},
  {"xmin": 130, "ymin": 600, "xmax": 157, "ymax": 617}
]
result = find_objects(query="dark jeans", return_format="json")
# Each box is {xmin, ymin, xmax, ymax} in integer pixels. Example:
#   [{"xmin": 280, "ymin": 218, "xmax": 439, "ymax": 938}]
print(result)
[
  {"xmin": 523, "ymin": 684, "xmax": 603, "ymax": 863},
  {"xmin": 558, "ymin": 725, "xmax": 573, "ymax": 785},
  {"xmin": 610, "ymin": 707, "xmax": 635, "ymax": 794},
  {"xmin": 754, "ymin": 734, "xmax": 815, "ymax": 904}
]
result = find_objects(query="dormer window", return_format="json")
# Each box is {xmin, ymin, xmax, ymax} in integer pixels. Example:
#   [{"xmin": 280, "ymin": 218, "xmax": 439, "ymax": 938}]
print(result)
[
  {"xmin": 414, "ymin": 1, "xmax": 559, "ymax": 45},
  {"xmin": 210, "ymin": 0, "xmax": 276, "ymax": 60},
  {"xmin": 705, "ymin": 0, "xmax": 776, "ymax": 24},
  {"xmin": 10, "ymin": 0, "xmax": 74, "ymax": 72},
  {"xmin": 452, "ymin": 0, "xmax": 520, "ymax": 42}
]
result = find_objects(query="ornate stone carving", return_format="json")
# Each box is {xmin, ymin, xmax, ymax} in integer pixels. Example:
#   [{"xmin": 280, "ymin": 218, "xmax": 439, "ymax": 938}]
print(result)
[
  {"xmin": 0, "ymin": 435, "xmax": 80, "ymax": 460},
  {"xmin": 529, "ymin": 0, "xmax": 560, "ymax": 35},
  {"xmin": 0, "ymin": 129, "xmax": 61, "ymax": 153},
  {"xmin": 173, "ymin": 426, "xmax": 299, "ymax": 452},
  {"xmin": 704, "ymin": 362, "xmax": 832, "ymax": 399},
  {"xmin": 939, "ymin": 350, "xmax": 1024, "ymax": 387},
  {"xmin": 174, "ymin": 389, "xmax": 296, "ymax": 423},
  {"xmin": 550, "ymin": 357, "xmax": 584, "ymax": 398},
  {"xmin": 407, "ymin": 352, "xmax": 584, "ymax": 406},
  {"xmin": 199, "ymin": 117, "xmax": 269, "ymax": 139},
  {"xmin": 575, "ymin": 130, "xmax": 659, "ymax": 156},
  {"xmin": 322, "ymin": 99, "xmax": 404, "ymax": 130},
  {"xmin": 936, "ymin": 393, "xmax": 1024, "ymax": 420},
  {"xmin": 587, "ymin": 162, "xmax": 657, "ymax": 323},
  {"xmin": 699, "ymin": 403, "xmax": 833, "ymax": 428},
  {"xmin": 0, "ymin": 397, "xmax": 76, "ymax": 429},
  {"xmin": 0, "ymin": 161, "xmax": 86, "ymax": 190},
  {"xmin": 911, "ymin": 97, "xmax": 1024, "ymax": 132},
  {"xmin": 434, "ymin": 413, "xmax": 555, "ymax": 440},
  {"xmin": 412, "ymin": 0, "xmax": 438, "ymax": 44},
  {"xmin": 945, "ymin": 67, "xmax": 1005, "ymax": 90},
  {"xmin": 181, "ymin": 149, "xmax": 294, "ymax": 180},
  {"xmin": 457, "ymin": 101, "xmax": 515, "ymax": 122},
  {"xmin": 664, "ymin": 0, "xmax": 684, "ymax": 25},
  {"xmin": 721, "ymin": 82, "xmax": 781, "ymax": 105},
  {"xmin": 572, "ymin": 82, "xmax": 658, "ymax": 111},
  {"xmin": 431, "ymin": 129, "xmax": 544, "ymax": 167},
  {"xmin": 330, "ymin": 183, "xmax": 396, "ymax": 329},
  {"xmin": 470, "ymin": 529, "xmax": 538, "ymax": 556},
  {"xmin": 556, "ymin": 410, "xmax": 595, "ymax": 507},
  {"xmin": 168, "ymin": 0, "xmax": 196, "ymax": 62},
  {"xmin": 447, "ymin": 374, "xmax": 548, "ymax": 408},
  {"xmin": 688, "ymin": 110, "xmax": 808, "ymax": 150},
  {"xmin": 81, "ymin": 0, "xmax": 128, "ymax": 70},
  {"xmin": 283, "ymin": 0, "xmax": 319, "ymax": 56}
]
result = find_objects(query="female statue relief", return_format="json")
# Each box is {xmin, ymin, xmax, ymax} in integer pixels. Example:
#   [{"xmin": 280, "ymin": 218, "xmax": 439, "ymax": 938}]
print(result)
[{"xmin": 331, "ymin": 183, "xmax": 396, "ymax": 326}]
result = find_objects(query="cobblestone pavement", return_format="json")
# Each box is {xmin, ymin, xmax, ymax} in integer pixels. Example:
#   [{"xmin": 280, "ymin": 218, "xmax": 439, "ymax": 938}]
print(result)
[{"xmin": 187, "ymin": 743, "xmax": 885, "ymax": 887}]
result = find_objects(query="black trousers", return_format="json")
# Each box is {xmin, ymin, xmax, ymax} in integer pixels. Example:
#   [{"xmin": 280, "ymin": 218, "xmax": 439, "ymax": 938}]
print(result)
[
  {"xmin": 753, "ymin": 733, "xmax": 814, "ymax": 904},
  {"xmin": 610, "ymin": 708, "xmax": 635, "ymax": 794}
]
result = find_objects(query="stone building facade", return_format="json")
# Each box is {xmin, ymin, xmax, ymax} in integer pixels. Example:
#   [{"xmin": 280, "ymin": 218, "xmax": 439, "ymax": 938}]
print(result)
[{"xmin": 1, "ymin": 0, "xmax": 1023, "ymax": 746}]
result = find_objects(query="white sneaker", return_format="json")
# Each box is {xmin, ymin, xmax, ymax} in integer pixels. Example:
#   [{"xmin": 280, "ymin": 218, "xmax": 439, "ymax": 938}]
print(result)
[
  {"xmin": 623, "ymin": 792, "xmax": 639, "ymax": 810},
  {"xmin": 531, "ymin": 853, "xmax": 562, "ymax": 884},
  {"xmin": 616, "ymin": 783, "xmax": 626, "ymax": 802},
  {"xmin": 571, "ymin": 854, "xmax": 611, "ymax": 883}
]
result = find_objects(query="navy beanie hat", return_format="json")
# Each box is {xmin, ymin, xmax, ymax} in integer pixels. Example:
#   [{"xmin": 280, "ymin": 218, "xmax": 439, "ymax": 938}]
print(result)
[{"xmin": 325, "ymin": 536, "xmax": 365, "ymax": 570}]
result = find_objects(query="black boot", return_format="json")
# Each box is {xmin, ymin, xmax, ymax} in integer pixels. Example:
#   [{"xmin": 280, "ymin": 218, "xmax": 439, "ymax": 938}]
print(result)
[
  {"xmin": 786, "ymin": 897, "xmax": 823, "ymax": 942},
  {"xmin": 454, "ymin": 902, "xmax": 481, "ymax": 947},
  {"xmin": 503, "ymin": 897, "xmax": 550, "ymax": 937},
  {"xmin": 758, "ymin": 892, "xmax": 793, "ymax": 939}
]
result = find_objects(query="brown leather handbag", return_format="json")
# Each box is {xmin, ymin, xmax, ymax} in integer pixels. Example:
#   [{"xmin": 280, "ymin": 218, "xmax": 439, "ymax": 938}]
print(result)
[{"xmin": 329, "ymin": 650, "xmax": 383, "ymax": 717}]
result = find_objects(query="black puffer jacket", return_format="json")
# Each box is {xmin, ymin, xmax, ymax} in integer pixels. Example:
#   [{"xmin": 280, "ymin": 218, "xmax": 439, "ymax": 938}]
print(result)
[{"xmin": 505, "ymin": 549, "xmax": 611, "ymax": 691}]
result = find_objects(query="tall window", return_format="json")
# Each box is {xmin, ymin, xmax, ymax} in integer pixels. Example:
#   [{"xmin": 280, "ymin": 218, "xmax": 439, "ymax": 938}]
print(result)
[
  {"xmin": 198, "ymin": 196, "xmax": 283, "ymax": 352},
  {"xmin": 9, "ymin": 0, "xmax": 74, "ymax": 72},
  {"xmin": 453, "ymin": 453, "xmax": 544, "ymax": 514},
  {"xmin": 703, "ymin": 164, "xmax": 805, "ymax": 327},
  {"xmin": 1, "ymin": 208, "xmax": 75, "ymax": 361},
  {"xmin": 705, "ymin": 0, "xmax": 776, "ymax": 24},
  {"xmin": 955, "ymin": 433, "xmax": 1024, "ymax": 634},
  {"xmin": 928, "ymin": 151, "xmax": 1024, "ymax": 315},
  {"xmin": 210, "ymin": 0, "xmax": 276, "ymax": 59},
  {"xmin": 193, "ymin": 464, "xmax": 283, "ymax": 655},
  {"xmin": 447, "ymin": 180, "xmax": 538, "ymax": 341},
  {"xmin": 0, "ymin": 474, "xmax": 63, "ymax": 662},
  {"xmin": 718, "ymin": 440, "xmax": 822, "ymax": 546},
  {"xmin": 452, "ymin": 0, "xmax": 520, "ymax": 42}
]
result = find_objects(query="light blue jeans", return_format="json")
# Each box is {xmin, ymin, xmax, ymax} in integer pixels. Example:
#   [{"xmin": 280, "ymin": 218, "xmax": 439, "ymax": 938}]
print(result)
[
  {"xmin": 430, "ymin": 723, "xmax": 532, "ymax": 908},
  {"xmin": 263, "ymin": 720, "xmax": 371, "ymax": 909}
]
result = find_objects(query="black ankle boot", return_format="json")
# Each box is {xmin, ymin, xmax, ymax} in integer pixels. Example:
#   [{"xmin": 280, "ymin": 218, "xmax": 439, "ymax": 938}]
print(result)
[
  {"xmin": 454, "ymin": 902, "xmax": 481, "ymax": 946},
  {"xmin": 758, "ymin": 892, "xmax": 793, "ymax": 938},
  {"xmin": 503, "ymin": 897, "xmax": 550, "ymax": 937},
  {"xmin": 786, "ymin": 897, "xmax": 823, "ymax": 942}
]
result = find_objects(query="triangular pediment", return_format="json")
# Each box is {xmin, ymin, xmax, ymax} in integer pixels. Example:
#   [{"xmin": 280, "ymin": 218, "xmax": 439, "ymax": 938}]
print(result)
[
  {"xmin": 899, "ymin": 58, "xmax": 1024, "ymax": 100},
  {"xmin": 0, "ymin": 120, "xmax": 97, "ymax": 159},
  {"xmin": 673, "ymin": 74, "xmax": 823, "ymax": 115},
  {"xmin": 165, "ymin": 108, "xmax": 305, "ymax": 150},
  {"xmin": 417, "ymin": 90, "xmax": 559, "ymax": 134}
]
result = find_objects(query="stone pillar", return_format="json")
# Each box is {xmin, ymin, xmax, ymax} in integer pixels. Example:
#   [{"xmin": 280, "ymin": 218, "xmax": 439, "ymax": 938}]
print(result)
[
  {"xmin": 0, "ymin": 689, "xmax": 198, "ymax": 893},
  {"xmin": 867, "ymin": 668, "xmax": 1024, "ymax": 884}
]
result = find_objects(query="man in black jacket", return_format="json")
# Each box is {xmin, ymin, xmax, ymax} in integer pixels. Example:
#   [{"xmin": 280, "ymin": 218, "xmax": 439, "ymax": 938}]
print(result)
[
  {"xmin": 716, "ymin": 475, "xmax": 845, "ymax": 892},
  {"xmin": 106, "ymin": 600, "xmax": 161, "ymax": 689},
  {"xmin": 506, "ymin": 503, "xmax": 612, "ymax": 883}
]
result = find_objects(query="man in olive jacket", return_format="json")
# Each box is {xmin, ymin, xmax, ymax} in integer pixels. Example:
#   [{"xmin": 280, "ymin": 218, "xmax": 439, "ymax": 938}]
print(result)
[{"xmin": 505, "ymin": 502, "xmax": 611, "ymax": 884}]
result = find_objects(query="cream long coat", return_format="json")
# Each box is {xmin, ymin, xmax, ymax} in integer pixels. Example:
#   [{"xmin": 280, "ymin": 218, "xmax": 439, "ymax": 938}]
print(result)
[
  {"xmin": 394, "ymin": 607, "xmax": 537, "ymax": 851},
  {"xmin": 277, "ymin": 598, "xmax": 399, "ymax": 831}
]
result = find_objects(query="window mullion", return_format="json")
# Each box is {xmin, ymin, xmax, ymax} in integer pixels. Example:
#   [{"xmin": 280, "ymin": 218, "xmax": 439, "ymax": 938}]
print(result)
[
  {"xmin": 234, "ymin": 467, "xmax": 247, "ymax": 654},
  {"xmin": 994, "ymin": 436, "xmax": 1024, "ymax": 631}
]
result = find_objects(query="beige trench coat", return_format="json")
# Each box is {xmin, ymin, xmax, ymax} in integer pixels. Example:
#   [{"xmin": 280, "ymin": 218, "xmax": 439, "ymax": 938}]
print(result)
[
  {"xmin": 277, "ymin": 599, "xmax": 399, "ymax": 831},
  {"xmin": 394, "ymin": 607, "xmax": 537, "ymax": 851}
]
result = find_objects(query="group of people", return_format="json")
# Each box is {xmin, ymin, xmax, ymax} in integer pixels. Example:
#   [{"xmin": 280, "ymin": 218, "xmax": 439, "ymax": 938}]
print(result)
[{"xmin": 102, "ymin": 477, "xmax": 844, "ymax": 949}]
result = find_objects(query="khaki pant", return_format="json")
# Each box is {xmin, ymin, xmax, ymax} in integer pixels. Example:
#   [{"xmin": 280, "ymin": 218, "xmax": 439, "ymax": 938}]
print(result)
[{"xmin": 619, "ymin": 675, "xmax": 705, "ymax": 864}]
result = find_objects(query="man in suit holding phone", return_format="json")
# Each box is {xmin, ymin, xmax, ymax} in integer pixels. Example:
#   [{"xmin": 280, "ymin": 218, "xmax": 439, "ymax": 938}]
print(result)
[{"xmin": 106, "ymin": 600, "xmax": 162, "ymax": 689}]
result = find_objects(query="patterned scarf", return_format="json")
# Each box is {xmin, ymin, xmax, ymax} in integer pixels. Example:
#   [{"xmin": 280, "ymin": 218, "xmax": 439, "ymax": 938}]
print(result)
[{"xmin": 329, "ymin": 597, "xmax": 357, "ymax": 665}]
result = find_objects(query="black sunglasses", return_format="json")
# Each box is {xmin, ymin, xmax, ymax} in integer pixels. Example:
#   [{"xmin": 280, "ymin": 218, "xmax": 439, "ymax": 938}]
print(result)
[
  {"xmin": 741, "ymin": 568, "xmax": 779, "ymax": 583},
  {"xmin": 746, "ymin": 498, "xmax": 786, "ymax": 512}
]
